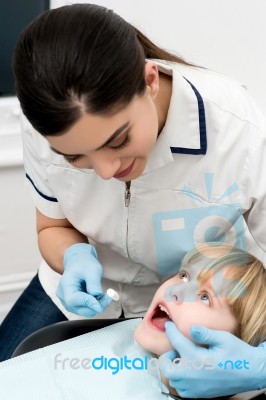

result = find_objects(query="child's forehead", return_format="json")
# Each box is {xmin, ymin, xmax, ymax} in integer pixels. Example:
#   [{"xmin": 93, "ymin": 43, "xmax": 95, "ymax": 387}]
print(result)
[
  {"xmin": 182, "ymin": 260, "xmax": 225, "ymax": 285},
  {"xmin": 182, "ymin": 262, "xmax": 240, "ymax": 297},
  {"xmin": 183, "ymin": 260, "xmax": 211, "ymax": 275}
]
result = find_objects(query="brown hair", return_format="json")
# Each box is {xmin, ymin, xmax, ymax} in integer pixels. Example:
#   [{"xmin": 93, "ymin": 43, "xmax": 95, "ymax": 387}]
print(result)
[{"xmin": 13, "ymin": 3, "xmax": 194, "ymax": 136}]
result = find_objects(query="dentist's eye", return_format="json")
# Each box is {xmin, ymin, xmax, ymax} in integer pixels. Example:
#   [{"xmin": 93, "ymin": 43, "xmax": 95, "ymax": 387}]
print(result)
[
  {"xmin": 109, "ymin": 133, "xmax": 130, "ymax": 151},
  {"xmin": 64, "ymin": 154, "xmax": 83, "ymax": 164},
  {"xmin": 178, "ymin": 270, "xmax": 190, "ymax": 282},
  {"xmin": 200, "ymin": 292, "xmax": 211, "ymax": 305}
]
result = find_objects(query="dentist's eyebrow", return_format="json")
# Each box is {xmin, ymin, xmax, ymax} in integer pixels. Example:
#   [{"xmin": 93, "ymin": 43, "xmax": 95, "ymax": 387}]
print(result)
[
  {"xmin": 49, "ymin": 121, "xmax": 130, "ymax": 156},
  {"xmin": 50, "ymin": 147, "xmax": 77, "ymax": 157}
]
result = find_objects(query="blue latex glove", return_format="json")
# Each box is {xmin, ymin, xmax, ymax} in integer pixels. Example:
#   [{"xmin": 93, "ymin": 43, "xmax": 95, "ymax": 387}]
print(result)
[
  {"xmin": 56, "ymin": 243, "xmax": 112, "ymax": 317},
  {"xmin": 159, "ymin": 321, "xmax": 266, "ymax": 398}
]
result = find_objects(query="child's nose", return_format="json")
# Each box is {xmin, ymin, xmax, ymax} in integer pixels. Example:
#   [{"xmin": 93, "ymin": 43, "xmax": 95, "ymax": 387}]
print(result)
[{"xmin": 164, "ymin": 282, "xmax": 198, "ymax": 303}]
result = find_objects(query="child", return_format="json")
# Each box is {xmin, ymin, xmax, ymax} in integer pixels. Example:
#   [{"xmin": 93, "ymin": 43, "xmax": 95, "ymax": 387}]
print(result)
[
  {"xmin": 135, "ymin": 243, "xmax": 266, "ymax": 397},
  {"xmin": 0, "ymin": 243, "xmax": 265, "ymax": 399}
]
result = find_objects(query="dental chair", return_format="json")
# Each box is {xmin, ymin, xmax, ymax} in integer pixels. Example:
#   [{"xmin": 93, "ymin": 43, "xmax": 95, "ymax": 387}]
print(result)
[
  {"xmin": 12, "ymin": 319, "xmax": 266, "ymax": 400},
  {"xmin": 12, "ymin": 318, "xmax": 126, "ymax": 356}
]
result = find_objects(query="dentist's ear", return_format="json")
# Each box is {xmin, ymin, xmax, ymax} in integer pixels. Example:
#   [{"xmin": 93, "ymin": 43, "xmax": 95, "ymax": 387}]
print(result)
[{"xmin": 144, "ymin": 61, "xmax": 160, "ymax": 99}]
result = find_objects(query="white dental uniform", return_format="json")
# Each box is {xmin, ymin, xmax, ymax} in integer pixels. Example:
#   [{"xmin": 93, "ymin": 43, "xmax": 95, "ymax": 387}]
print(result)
[{"xmin": 21, "ymin": 60, "xmax": 266, "ymax": 319}]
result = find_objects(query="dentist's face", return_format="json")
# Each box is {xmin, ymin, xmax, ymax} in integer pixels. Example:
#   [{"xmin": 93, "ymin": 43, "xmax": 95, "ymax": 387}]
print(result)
[
  {"xmin": 47, "ymin": 92, "xmax": 159, "ymax": 181},
  {"xmin": 46, "ymin": 62, "xmax": 161, "ymax": 181},
  {"xmin": 134, "ymin": 264, "xmax": 238, "ymax": 356}
]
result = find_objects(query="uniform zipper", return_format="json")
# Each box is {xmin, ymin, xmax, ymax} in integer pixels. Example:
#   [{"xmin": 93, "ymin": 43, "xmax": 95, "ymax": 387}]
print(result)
[
  {"xmin": 124, "ymin": 181, "xmax": 131, "ymax": 259},
  {"xmin": 124, "ymin": 181, "xmax": 131, "ymax": 207}
]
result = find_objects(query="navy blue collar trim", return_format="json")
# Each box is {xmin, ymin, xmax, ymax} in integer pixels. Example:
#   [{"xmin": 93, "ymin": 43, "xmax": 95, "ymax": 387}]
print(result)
[
  {"xmin": 26, "ymin": 173, "xmax": 58, "ymax": 202},
  {"xmin": 170, "ymin": 78, "xmax": 207, "ymax": 155}
]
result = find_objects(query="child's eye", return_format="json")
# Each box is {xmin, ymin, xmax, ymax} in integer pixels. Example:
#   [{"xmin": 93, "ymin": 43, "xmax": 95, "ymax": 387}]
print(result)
[
  {"xmin": 178, "ymin": 270, "xmax": 190, "ymax": 282},
  {"xmin": 200, "ymin": 292, "xmax": 211, "ymax": 305}
]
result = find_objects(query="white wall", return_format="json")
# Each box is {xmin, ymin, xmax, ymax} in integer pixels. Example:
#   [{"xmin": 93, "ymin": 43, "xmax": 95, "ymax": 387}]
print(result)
[{"xmin": 0, "ymin": 98, "xmax": 41, "ymax": 322}]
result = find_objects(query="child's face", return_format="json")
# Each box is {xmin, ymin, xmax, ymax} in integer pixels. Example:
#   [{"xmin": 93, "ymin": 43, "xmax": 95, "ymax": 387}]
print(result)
[{"xmin": 134, "ymin": 263, "xmax": 238, "ymax": 356}]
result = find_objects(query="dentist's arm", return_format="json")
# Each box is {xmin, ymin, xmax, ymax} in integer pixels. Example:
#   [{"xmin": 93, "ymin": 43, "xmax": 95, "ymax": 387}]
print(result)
[
  {"xmin": 37, "ymin": 208, "xmax": 88, "ymax": 274},
  {"xmin": 159, "ymin": 322, "xmax": 266, "ymax": 398},
  {"xmin": 37, "ymin": 208, "xmax": 111, "ymax": 317}
]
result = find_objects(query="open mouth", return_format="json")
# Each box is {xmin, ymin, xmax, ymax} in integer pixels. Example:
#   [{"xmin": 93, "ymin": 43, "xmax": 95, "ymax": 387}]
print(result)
[{"xmin": 150, "ymin": 303, "xmax": 172, "ymax": 331}]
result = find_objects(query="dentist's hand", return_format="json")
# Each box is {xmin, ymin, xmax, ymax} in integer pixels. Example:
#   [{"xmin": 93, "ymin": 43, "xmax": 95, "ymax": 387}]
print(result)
[
  {"xmin": 159, "ymin": 322, "xmax": 266, "ymax": 398},
  {"xmin": 56, "ymin": 243, "xmax": 112, "ymax": 317}
]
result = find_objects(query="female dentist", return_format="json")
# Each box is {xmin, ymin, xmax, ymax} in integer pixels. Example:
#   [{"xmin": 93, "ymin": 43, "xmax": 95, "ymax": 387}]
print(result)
[{"xmin": 1, "ymin": 3, "xmax": 265, "ymax": 397}]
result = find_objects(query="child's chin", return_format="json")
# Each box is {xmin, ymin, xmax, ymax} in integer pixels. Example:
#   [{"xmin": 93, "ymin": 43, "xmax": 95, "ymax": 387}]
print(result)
[
  {"xmin": 154, "ymin": 343, "xmax": 174, "ymax": 356},
  {"xmin": 134, "ymin": 324, "xmax": 145, "ymax": 346},
  {"xmin": 143, "ymin": 341, "xmax": 173, "ymax": 357},
  {"xmin": 134, "ymin": 323, "xmax": 173, "ymax": 355}
]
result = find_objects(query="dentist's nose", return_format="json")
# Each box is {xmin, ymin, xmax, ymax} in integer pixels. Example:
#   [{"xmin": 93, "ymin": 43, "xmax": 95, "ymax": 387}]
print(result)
[{"xmin": 92, "ymin": 156, "xmax": 121, "ymax": 180}]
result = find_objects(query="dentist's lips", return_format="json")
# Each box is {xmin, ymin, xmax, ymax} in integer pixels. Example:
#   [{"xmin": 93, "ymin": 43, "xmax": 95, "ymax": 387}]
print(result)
[
  {"xmin": 113, "ymin": 159, "xmax": 135, "ymax": 179},
  {"xmin": 149, "ymin": 302, "xmax": 172, "ymax": 332}
]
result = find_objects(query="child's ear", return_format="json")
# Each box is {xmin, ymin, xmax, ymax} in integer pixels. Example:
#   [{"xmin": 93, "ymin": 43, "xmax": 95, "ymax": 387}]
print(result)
[{"xmin": 144, "ymin": 61, "xmax": 160, "ymax": 99}]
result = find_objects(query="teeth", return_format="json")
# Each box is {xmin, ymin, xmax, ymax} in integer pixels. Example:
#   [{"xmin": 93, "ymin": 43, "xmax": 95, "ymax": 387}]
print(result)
[{"xmin": 159, "ymin": 304, "xmax": 171, "ymax": 319}]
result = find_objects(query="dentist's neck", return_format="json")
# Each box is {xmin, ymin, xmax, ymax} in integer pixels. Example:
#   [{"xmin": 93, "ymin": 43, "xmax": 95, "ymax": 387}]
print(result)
[{"xmin": 156, "ymin": 72, "xmax": 172, "ymax": 135}]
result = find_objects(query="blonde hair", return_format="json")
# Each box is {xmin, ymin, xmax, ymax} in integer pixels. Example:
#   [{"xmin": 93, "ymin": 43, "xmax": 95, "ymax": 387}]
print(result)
[{"xmin": 181, "ymin": 243, "xmax": 266, "ymax": 346}]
